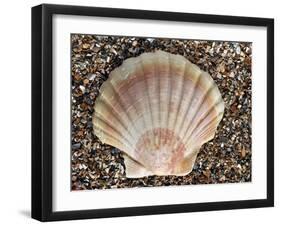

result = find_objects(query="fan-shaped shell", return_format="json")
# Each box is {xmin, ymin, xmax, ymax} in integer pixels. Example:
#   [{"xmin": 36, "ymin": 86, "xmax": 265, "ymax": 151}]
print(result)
[{"xmin": 93, "ymin": 50, "xmax": 224, "ymax": 178}]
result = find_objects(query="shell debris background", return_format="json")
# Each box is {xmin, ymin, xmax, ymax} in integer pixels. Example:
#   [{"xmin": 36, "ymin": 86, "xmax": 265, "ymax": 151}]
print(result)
[{"xmin": 71, "ymin": 34, "xmax": 252, "ymax": 190}]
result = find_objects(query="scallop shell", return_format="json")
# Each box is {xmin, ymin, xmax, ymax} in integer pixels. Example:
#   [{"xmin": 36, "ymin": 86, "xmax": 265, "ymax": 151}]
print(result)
[{"xmin": 93, "ymin": 50, "xmax": 224, "ymax": 178}]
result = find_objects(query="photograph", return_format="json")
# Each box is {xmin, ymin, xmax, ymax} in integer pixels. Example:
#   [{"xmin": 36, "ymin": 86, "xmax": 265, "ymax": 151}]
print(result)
[{"xmin": 71, "ymin": 34, "xmax": 252, "ymax": 190}]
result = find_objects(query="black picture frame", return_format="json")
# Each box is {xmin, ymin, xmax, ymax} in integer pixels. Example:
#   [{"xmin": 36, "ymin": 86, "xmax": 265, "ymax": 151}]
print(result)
[{"xmin": 31, "ymin": 3, "xmax": 274, "ymax": 222}]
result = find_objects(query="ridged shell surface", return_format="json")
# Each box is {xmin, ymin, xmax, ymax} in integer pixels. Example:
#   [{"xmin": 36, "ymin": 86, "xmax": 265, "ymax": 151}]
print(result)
[{"xmin": 93, "ymin": 50, "xmax": 224, "ymax": 178}]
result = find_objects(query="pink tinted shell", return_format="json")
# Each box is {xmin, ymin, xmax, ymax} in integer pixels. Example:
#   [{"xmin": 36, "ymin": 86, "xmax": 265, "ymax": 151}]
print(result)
[{"xmin": 93, "ymin": 50, "xmax": 224, "ymax": 178}]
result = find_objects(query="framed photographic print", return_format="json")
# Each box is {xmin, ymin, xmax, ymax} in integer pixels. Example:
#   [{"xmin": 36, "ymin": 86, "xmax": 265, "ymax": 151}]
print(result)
[{"xmin": 31, "ymin": 4, "xmax": 274, "ymax": 221}]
